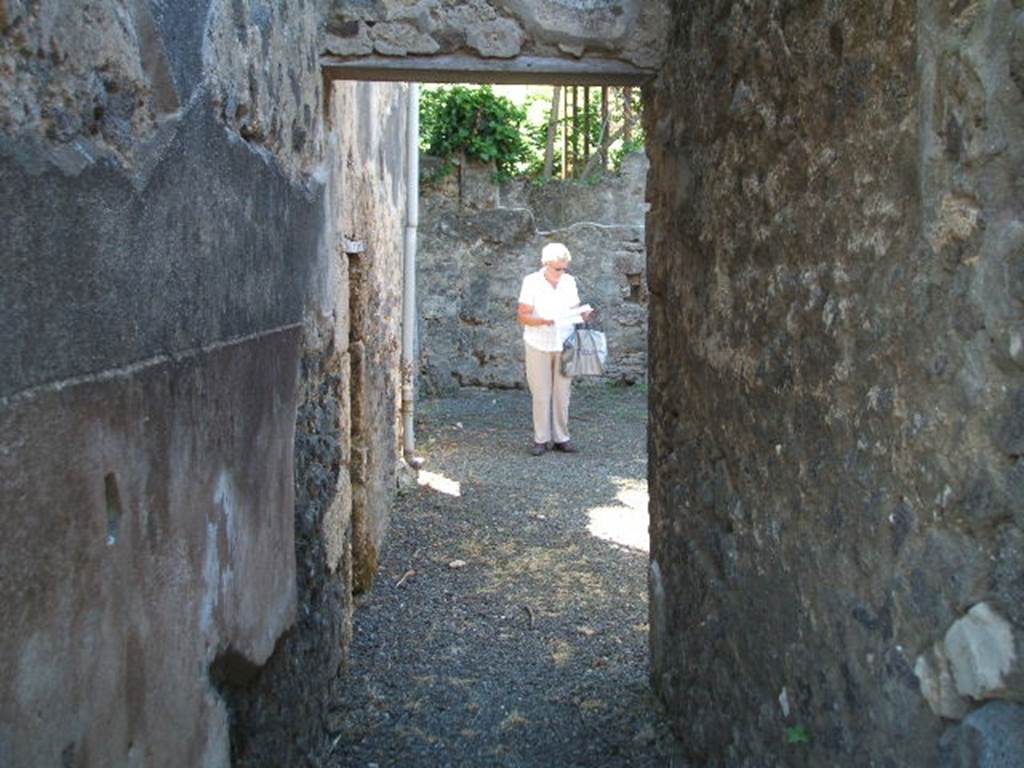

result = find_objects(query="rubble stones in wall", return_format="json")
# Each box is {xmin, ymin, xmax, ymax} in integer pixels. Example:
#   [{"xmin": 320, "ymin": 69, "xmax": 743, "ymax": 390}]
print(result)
[
  {"xmin": 326, "ymin": 0, "xmax": 669, "ymax": 68},
  {"xmin": 944, "ymin": 604, "xmax": 1020, "ymax": 702},
  {"xmin": 503, "ymin": 151, "xmax": 648, "ymax": 230},
  {"xmin": 916, "ymin": 642, "xmax": 970, "ymax": 720},
  {"xmin": 937, "ymin": 704, "xmax": 1024, "ymax": 768},
  {"xmin": 916, "ymin": 602, "xmax": 1022, "ymax": 721},
  {"xmin": 938, "ymin": 701, "xmax": 1024, "ymax": 768}
]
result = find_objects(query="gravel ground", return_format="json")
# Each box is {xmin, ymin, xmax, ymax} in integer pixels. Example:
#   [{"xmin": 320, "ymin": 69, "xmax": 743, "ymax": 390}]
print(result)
[{"xmin": 326, "ymin": 385, "xmax": 686, "ymax": 768}]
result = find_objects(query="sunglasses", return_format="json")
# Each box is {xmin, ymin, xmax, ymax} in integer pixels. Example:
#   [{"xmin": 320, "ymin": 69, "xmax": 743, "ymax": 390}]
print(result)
[{"xmin": 549, "ymin": 266, "xmax": 568, "ymax": 272}]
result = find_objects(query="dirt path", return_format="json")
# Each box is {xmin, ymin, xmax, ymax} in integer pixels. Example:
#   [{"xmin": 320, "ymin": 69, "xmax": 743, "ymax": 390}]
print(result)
[{"xmin": 326, "ymin": 386, "xmax": 685, "ymax": 767}]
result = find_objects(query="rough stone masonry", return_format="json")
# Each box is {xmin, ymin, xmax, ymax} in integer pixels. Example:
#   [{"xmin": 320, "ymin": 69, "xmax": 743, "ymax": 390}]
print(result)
[
  {"xmin": 324, "ymin": 0, "xmax": 668, "ymax": 70},
  {"xmin": 645, "ymin": 2, "xmax": 1024, "ymax": 766},
  {"xmin": 417, "ymin": 154, "xmax": 649, "ymax": 393}
]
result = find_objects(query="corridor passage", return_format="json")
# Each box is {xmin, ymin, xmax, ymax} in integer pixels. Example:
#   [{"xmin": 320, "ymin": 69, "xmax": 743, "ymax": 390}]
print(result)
[{"xmin": 326, "ymin": 386, "xmax": 685, "ymax": 767}]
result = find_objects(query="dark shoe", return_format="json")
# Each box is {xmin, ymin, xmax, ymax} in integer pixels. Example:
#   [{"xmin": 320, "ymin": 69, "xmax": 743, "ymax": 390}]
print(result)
[
  {"xmin": 529, "ymin": 442, "xmax": 548, "ymax": 456},
  {"xmin": 553, "ymin": 441, "xmax": 578, "ymax": 453}
]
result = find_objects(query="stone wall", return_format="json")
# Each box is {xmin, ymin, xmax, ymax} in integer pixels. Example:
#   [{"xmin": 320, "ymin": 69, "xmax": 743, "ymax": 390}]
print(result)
[
  {"xmin": 418, "ymin": 154, "xmax": 648, "ymax": 394},
  {"xmin": 646, "ymin": 2, "xmax": 1023, "ymax": 767},
  {"xmin": 0, "ymin": 3, "xmax": 407, "ymax": 766},
  {"xmin": 331, "ymin": 81, "xmax": 407, "ymax": 595}
]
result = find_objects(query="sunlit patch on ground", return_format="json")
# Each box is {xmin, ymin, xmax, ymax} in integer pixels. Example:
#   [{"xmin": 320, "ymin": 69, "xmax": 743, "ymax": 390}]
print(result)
[
  {"xmin": 417, "ymin": 469, "xmax": 462, "ymax": 496},
  {"xmin": 586, "ymin": 477, "xmax": 649, "ymax": 552}
]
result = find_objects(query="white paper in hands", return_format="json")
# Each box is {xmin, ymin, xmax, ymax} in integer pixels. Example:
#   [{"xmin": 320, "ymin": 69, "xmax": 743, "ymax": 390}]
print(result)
[{"xmin": 552, "ymin": 304, "xmax": 593, "ymax": 325}]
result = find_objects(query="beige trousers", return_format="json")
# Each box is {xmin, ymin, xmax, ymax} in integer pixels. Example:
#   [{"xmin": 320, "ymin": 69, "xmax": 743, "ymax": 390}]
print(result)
[{"xmin": 524, "ymin": 342, "xmax": 572, "ymax": 444}]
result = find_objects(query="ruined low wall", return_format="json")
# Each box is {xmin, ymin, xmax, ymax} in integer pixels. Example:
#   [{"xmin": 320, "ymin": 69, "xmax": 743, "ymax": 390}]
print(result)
[
  {"xmin": 0, "ymin": 3, "xmax": 407, "ymax": 765},
  {"xmin": 418, "ymin": 154, "xmax": 648, "ymax": 394},
  {"xmin": 646, "ymin": 2, "xmax": 1024, "ymax": 766}
]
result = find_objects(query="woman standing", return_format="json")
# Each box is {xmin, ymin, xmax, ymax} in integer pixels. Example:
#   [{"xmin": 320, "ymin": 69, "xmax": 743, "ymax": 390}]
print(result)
[{"xmin": 517, "ymin": 242, "xmax": 593, "ymax": 456}]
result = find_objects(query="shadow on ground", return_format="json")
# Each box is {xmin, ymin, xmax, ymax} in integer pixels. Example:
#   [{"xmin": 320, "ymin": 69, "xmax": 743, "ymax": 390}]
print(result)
[{"xmin": 327, "ymin": 385, "xmax": 687, "ymax": 767}]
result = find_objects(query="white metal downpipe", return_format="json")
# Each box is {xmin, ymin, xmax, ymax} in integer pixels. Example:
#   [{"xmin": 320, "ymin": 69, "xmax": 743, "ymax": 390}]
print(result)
[{"xmin": 401, "ymin": 82, "xmax": 420, "ymax": 461}]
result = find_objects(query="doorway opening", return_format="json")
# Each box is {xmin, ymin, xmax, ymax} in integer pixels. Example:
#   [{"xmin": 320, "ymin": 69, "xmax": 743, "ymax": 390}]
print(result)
[{"xmin": 320, "ymin": 67, "xmax": 666, "ymax": 764}]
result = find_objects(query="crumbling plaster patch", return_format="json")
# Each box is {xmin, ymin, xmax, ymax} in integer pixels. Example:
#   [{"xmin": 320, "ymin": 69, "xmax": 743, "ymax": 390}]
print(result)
[{"xmin": 0, "ymin": 0, "xmax": 159, "ymax": 161}]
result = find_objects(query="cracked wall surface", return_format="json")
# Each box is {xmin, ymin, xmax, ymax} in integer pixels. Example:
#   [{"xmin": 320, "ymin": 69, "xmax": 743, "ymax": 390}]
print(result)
[{"xmin": 646, "ymin": 2, "xmax": 1024, "ymax": 766}]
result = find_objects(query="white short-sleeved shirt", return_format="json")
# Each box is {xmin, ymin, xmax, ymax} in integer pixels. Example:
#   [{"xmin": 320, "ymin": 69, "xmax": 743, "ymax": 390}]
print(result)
[{"xmin": 518, "ymin": 269, "xmax": 581, "ymax": 352}]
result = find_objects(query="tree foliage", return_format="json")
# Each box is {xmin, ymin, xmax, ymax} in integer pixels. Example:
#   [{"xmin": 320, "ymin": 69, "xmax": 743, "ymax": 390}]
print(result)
[
  {"xmin": 419, "ymin": 85, "xmax": 530, "ymax": 179},
  {"xmin": 419, "ymin": 84, "xmax": 645, "ymax": 182}
]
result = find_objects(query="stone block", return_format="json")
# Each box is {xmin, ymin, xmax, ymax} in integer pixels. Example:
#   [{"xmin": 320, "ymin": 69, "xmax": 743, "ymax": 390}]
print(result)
[
  {"xmin": 944, "ymin": 603, "xmax": 1018, "ymax": 700},
  {"xmin": 997, "ymin": 389, "xmax": 1024, "ymax": 455},
  {"xmin": 325, "ymin": 26, "xmax": 373, "ymax": 56},
  {"xmin": 939, "ymin": 701, "xmax": 1024, "ymax": 768},
  {"xmin": 371, "ymin": 21, "xmax": 439, "ymax": 56},
  {"xmin": 460, "ymin": 160, "xmax": 500, "ymax": 209},
  {"xmin": 323, "ymin": 490, "xmax": 351, "ymax": 575},
  {"xmin": 916, "ymin": 643, "xmax": 970, "ymax": 720},
  {"xmin": 466, "ymin": 17, "xmax": 524, "ymax": 58},
  {"xmin": 473, "ymin": 207, "xmax": 534, "ymax": 244}
]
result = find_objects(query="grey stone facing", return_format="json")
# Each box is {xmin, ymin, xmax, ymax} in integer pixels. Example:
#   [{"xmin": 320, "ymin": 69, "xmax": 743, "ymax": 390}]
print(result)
[
  {"xmin": 645, "ymin": 1, "xmax": 1023, "ymax": 765},
  {"xmin": 939, "ymin": 701, "xmax": 1024, "ymax": 768}
]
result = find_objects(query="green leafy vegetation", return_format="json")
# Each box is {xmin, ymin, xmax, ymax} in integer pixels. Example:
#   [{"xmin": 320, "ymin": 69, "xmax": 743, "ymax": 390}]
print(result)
[
  {"xmin": 420, "ymin": 84, "xmax": 645, "ymax": 182},
  {"xmin": 419, "ymin": 85, "xmax": 531, "ymax": 180},
  {"xmin": 785, "ymin": 725, "xmax": 811, "ymax": 744}
]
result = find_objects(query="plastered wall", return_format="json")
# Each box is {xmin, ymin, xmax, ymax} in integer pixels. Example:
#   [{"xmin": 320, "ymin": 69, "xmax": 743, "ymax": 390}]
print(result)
[{"xmin": 0, "ymin": 3, "xmax": 407, "ymax": 765}]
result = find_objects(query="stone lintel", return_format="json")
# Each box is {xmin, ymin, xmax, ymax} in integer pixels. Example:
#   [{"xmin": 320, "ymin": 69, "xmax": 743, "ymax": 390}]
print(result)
[{"xmin": 320, "ymin": 53, "xmax": 655, "ymax": 86}]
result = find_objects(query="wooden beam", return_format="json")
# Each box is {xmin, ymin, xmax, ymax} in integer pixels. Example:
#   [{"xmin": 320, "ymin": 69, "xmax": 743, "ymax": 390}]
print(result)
[{"xmin": 320, "ymin": 53, "xmax": 656, "ymax": 86}]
